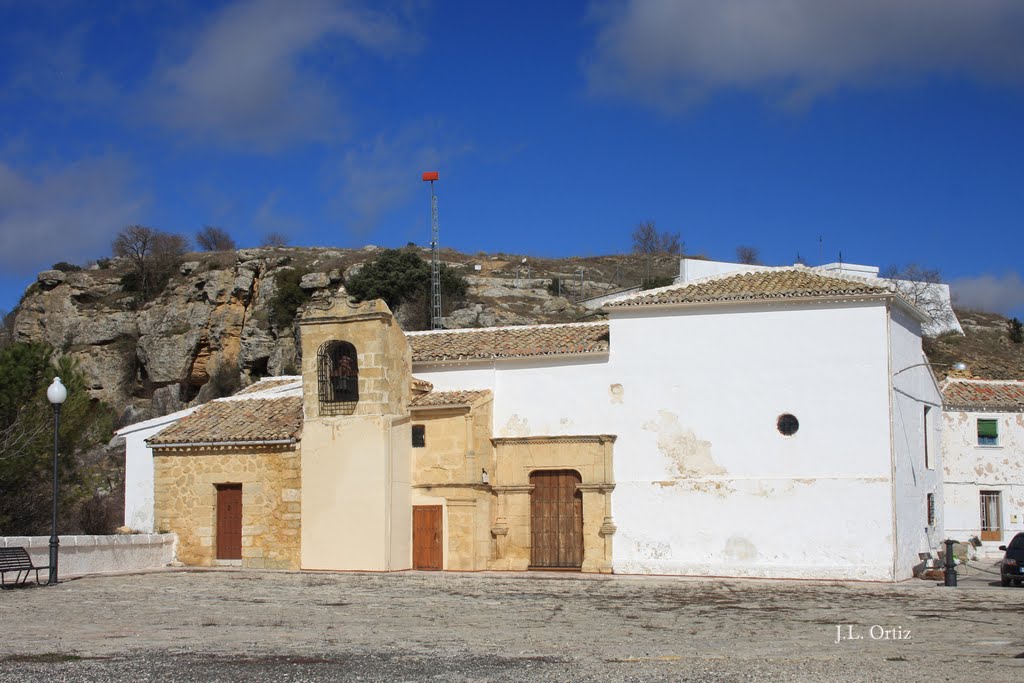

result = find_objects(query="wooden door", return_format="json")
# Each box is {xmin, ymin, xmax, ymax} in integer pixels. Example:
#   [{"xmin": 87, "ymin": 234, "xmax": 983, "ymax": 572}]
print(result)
[
  {"xmin": 980, "ymin": 491, "xmax": 1002, "ymax": 542},
  {"xmin": 530, "ymin": 470, "xmax": 583, "ymax": 569},
  {"xmin": 413, "ymin": 505, "xmax": 442, "ymax": 570},
  {"xmin": 216, "ymin": 484, "xmax": 242, "ymax": 560}
]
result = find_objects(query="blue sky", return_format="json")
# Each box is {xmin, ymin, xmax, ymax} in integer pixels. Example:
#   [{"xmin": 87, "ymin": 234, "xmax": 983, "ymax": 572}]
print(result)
[{"xmin": 2, "ymin": 0, "xmax": 1023, "ymax": 318}]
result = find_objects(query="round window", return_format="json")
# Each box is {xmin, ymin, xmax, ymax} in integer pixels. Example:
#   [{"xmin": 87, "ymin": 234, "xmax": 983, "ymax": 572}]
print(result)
[{"xmin": 777, "ymin": 413, "xmax": 799, "ymax": 436}]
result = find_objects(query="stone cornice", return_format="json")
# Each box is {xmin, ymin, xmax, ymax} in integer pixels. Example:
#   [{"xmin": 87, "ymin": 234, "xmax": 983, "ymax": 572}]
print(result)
[
  {"xmin": 491, "ymin": 485, "xmax": 535, "ymax": 494},
  {"xmin": 491, "ymin": 434, "xmax": 617, "ymax": 446}
]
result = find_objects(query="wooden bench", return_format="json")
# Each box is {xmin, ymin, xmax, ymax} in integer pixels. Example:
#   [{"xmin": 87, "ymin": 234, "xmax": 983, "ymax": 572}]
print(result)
[{"xmin": 0, "ymin": 547, "xmax": 50, "ymax": 588}]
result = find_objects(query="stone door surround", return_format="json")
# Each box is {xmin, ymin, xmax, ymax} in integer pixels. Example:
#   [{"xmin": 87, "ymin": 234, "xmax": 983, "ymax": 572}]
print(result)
[{"xmin": 489, "ymin": 435, "xmax": 616, "ymax": 573}]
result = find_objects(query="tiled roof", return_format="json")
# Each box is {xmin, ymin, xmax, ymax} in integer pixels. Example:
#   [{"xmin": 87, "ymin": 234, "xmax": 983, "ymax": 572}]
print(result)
[
  {"xmin": 408, "ymin": 322, "xmax": 609, "ymax": 363},
  {"xmin": 941, "ymin": 379, "xmax": 1024, "ymax": 411},
  {"xmin": 148, "ymin": 376, "xmax": 303, "ymax": 447},
  {"xmin": 148, "ymin": 396, "xmax": 303, "ymax": 446},
  {"xmin": 411, "ymin": 389, "xmax": 491, "ymax": 408},
  {"xmin": 604, "ymin": 267, "xmax": 893, "ymax": 309}
]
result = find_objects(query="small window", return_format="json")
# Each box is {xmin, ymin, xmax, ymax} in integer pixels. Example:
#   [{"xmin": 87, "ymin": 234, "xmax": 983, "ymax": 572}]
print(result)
[
  {"xmin": 977, "ymin": 418, "xmax": 998, "ymax": 446},
  {"xmin": 926, "ymin": 493, "xmax": 935, "ymax": 527},
  {"xmin": 923, "ymin": 406, "xmax": 931, "ymax": 468},
  {"xmin": 777, "ymin": 413, "xmax": 799, "ymax": 436},
  {"xmin": 412, "ymin": 425, "xmax": 426, "ymax": 448}
]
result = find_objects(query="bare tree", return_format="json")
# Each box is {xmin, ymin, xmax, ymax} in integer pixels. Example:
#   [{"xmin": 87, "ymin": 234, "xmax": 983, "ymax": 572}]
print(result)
[
  {"xmin": 736, "ymin": 245, "xmax": 761, "ymax": 265},
  {"xmin": 882, "ymin": 264, "xmax": 959, "ymax": 335},
  {"xmin": 112, "ymin": 225, "xmax": 188, "ymax": 298},
  {"xmin": 261, "ymin": 232, "xmax": 289, "ymax": 248},
  {"xmin": 632, "ymin": 221, "xmax": 682, "ymax": 256},
  {"xmin": 632, "ymin": 221, "xmax": 682, "ymax": 286},
  {"xmin": 196, "ymin": 225, "xmax": 236, "ymax": 251}
]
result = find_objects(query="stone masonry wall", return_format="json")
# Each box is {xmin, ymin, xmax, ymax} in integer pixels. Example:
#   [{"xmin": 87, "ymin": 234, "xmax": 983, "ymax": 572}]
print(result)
[{"xmin": 153, "ymin": 446, "xmax": 301, "ymax": 569}]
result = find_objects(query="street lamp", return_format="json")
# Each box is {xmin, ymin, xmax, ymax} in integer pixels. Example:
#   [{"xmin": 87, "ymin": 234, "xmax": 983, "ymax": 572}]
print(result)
[{"xmin": 46, "ymin": 377, "xmax": 67, "ymax": 585}]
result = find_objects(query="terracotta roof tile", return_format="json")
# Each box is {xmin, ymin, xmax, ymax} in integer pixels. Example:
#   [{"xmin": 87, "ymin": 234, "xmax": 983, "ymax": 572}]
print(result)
[
  {"xmin": 604, "ymin": 267, "xmax": 893, "ymax": 309},
  {"xmin": 148, "ymin": 396, "xmax": 303, "ymax": 446},
  {"xmin": 236, "ymin": 377, "xmax": 301, "ymax": 395},
  {"xmin": 941, "ymin": 379, "xmax": 1024, "ymax": 411},
  {"xmin": 408, "ymin": 322, "xmax": 609, "ymax": 363},
  {"xmin": 411, "ymin": 389, "xmax": 491, "ymax": 408}
]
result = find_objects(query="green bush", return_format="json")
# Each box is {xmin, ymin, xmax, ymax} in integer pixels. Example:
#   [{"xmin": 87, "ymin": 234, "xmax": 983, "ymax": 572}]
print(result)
[
  {"xmin": 0, "ymin": 344, "xmax": 114, "ymax": 535},
  {"xmin": 345, "ymin": 249, "xmax": 468, "ymax": 329},
  {"xmin": 52, "ymin": 262, "xmax": 82, "ymax": 272},
  {"xmin": 269, "ymin": 269, "xmax": 311, "ymax": 328},
  {"xmin": 641, "ymin": 276, "xmax": 675, "ymax": 290},
  {"xmin": 1010, "ymin": 317, "xmax": 1023, "ymax": 344}
]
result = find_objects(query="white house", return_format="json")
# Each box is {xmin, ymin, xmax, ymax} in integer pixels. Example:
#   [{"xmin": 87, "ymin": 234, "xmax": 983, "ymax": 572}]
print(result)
[
  {"xmin": 116, "ymin": 406, "xmax": 196, "ymax": 532},
  {"xmin": 940, "ymin": 378, "xmax": 1024, "ymax": 554}
]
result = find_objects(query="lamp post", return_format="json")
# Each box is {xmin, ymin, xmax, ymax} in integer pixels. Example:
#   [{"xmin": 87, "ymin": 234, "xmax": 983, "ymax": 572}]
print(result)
[{"xmin": 46, "ymin": 377, "xmax": 67, "ymax": 585}]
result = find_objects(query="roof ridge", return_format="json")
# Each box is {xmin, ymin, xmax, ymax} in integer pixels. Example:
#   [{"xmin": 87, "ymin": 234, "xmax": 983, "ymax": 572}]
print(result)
[
  {"xmin": 943, "ymin": 377, "xmax": 1024, "ymax": 385},
  {"xmin": 405, "ymin": 321, "xmax": 608, "ymax": 336},
  {"xmin": 219, "ymin": 380, "xmax": 303, "ymax": 402},
  {"xmin": 604, "ymin": 265, "xmax": 893, "ymax": 309}
]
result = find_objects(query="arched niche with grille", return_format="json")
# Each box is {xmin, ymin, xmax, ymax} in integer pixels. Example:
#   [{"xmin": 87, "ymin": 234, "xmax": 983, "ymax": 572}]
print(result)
[{"xmin": 317, "ymin": 340, "xmax": 359, "ymax": 415}]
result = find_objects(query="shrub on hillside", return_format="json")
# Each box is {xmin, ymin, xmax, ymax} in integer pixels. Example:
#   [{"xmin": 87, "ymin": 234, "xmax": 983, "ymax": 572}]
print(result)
[
  {"xmin": 269, "ymin": 269, "xmax": 311, "ymax": 328},
  {"xmin": 345, "ymin": 249, "xmax": 467, "ymax": 330}
]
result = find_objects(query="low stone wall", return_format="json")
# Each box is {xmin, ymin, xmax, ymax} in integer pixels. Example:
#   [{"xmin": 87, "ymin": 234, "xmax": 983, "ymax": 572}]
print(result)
[{"xmin": 0, "ymin": 534, "xmax": 176, "ymax": 577}]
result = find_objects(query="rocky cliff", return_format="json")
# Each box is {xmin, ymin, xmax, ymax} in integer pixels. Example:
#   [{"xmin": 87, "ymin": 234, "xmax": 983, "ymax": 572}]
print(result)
[
  {"xmin": 14, "ymin": 247, "xmax": 672, "ymax": 423},
  {"xmin": 15, "ymin": 246, "xmax": 1019, "ymax": 424}
]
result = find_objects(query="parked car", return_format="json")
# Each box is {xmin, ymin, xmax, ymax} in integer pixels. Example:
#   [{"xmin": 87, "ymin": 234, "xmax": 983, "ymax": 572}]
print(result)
[{"xmin": 999, "ymin": 533, "xmax": 1024, "ymax": 587}]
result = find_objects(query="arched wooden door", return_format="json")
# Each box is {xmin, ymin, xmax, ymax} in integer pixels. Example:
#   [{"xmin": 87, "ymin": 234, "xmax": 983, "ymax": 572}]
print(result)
[{"xmin": 530, "ymin": 470, "xmax": 583, "ymax": 569}]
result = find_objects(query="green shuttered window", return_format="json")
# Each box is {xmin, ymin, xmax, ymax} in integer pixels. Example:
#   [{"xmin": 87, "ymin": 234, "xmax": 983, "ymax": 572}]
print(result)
[{"xmin": 977, "ymin": 419, "xmax": 998, "ymax": 445}]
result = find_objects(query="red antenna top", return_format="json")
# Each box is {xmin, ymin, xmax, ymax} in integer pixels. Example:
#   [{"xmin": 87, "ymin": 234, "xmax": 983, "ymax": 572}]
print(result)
[{"xmin": 422, "ymin": 171, "xmax": 439, "ymax": 182}]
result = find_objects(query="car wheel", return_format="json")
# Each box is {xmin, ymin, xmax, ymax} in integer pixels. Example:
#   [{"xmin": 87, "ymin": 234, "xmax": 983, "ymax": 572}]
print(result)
[
  {"xmin": 1002, "ymin": 575, "xmax": 1011, "ymax": 587},
  {"xmin": 1014, "ymin": 579, "xmax": 1022, "ymax": 587}
]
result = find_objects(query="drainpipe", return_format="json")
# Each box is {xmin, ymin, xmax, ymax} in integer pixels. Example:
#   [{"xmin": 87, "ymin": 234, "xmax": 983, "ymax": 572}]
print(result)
[{"xmin": 885, "ymin": 304, "xmax": 899, "ymax": 582}]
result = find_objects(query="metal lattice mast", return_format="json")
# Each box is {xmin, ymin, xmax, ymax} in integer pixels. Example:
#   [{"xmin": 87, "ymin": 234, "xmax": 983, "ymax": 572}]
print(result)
[{"xmin": 422, "ymin": 171, "xmax": 442, "ymax": 329}]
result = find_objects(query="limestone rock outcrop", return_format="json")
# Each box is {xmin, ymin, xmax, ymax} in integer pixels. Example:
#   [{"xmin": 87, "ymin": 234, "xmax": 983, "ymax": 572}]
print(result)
[{"xmin": 13, "ymin": 246, "xmax": 617, "ymax": 421}]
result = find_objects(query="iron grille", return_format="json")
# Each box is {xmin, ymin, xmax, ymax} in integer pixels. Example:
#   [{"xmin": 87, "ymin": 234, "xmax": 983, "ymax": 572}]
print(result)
[
  {"xmin": 980, "ymin": 491, "xmax": 1001, "ymax": 532},
  {"xmin": 318, "ymin": 340, "xmax": 358, "ymax": 416}
]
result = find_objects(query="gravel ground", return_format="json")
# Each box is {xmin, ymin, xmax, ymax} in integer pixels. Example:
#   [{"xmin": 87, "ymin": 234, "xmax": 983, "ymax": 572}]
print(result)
[{"xmin": 1, "ymin": 567, "xmax": 1022, "ymax": 682}]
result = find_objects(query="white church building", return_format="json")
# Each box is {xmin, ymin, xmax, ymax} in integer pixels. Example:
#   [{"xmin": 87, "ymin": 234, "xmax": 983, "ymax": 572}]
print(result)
[{"xmin": 121, "ymin": 263, "xmax": 946, "ymax": 581}]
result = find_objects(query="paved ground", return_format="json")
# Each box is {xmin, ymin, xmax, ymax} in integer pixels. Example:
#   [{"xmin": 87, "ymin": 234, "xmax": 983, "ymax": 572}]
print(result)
[{"xmin": 1, "ymin": 564, "xmax": 1022, "ymax": 682}]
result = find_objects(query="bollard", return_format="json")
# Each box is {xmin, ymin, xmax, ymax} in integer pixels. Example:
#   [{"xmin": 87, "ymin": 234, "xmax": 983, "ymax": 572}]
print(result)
[{"xmin": 943, "ymin": 539, "xmax": 957, "ymax": 587}]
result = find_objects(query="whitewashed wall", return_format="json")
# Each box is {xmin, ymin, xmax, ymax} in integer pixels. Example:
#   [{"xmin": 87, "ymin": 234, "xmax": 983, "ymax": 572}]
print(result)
[
  {"xmin": 943, "ymin": 409, "xmax": 1024, "ymax": 553},
  {"xmin": 116, "ymin": 408, "xmax": 195, "ymax": 533},
  {"xmin": 416, "ymin": 298, "xmax": 923, "ymax": 580},
  {"xmin": 887, "ymin": 305, "xmax": 944, "ymax": 579},
  {"xmin": 1, "ymin": 534, "xmax": 176, "ymax": 577}
]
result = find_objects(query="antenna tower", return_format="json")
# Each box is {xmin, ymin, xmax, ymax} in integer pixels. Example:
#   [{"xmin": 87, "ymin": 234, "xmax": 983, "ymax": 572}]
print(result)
[{"xmin": 422, "ymin": 171, "xmax": 442, "ymax": 329}]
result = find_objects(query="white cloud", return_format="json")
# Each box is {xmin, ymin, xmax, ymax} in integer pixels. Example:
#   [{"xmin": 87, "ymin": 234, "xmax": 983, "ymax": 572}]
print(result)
[
  {"xmin": 147, "ymin": 0, "xmax": 417, "ymax": 150},
  {"xmin": 0, "ymin": 156, "xmax": 147, "ymax": 274},
  {"xmin": 252, "ymin": 190, "xmax": 302, "ymax": 238},
  {"xmin": 585, "ymin": 0, "xmax": 1024, "ymax": 110},
  {"xmin": 951, "ymin": 272, "xmax": 1024, "ymax": 316},
  {"xmin": 333, "ymin": 124, "xmax": 472, "ymax": 233}
]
